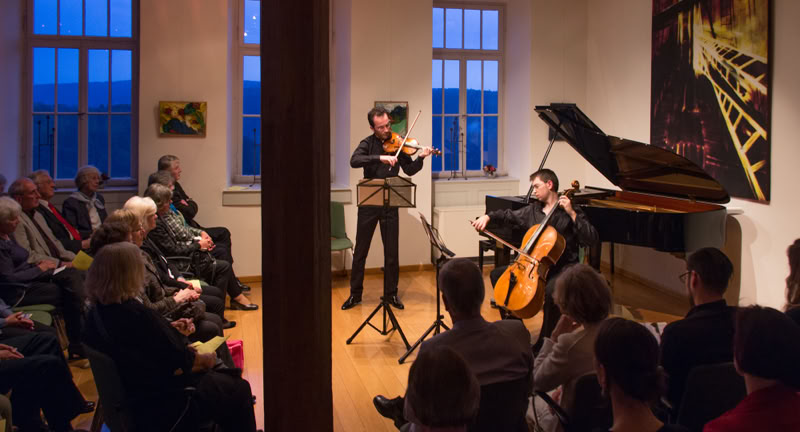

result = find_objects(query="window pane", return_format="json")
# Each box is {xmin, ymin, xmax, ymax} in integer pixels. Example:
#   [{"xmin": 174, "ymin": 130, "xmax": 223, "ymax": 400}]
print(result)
[
  {"xmin": 57, "ymin": 115, "xmax": 79, "ymax": 180},
  {"xmin": 33, "ymin": 48, "xmax": 55, "ymax": 112},
  {"xmin": 484, "ymin": 116, "xmax": 498, "ymax": 169},
  {"xmin": 110, "ymin": 115, "xmax": 131, "ymax": 177},
  {"xmin": 243, "ymin": 56, "xmax": 261, "ymax": 115},
  {"xmin": 432, "ymin": 8, "xmax": 444, "ymax": 48},
  {"xmin": 111, "ymin": 50, "xmax": 132, "ymax": 112},
  {"xmin": 432, "ymin": 116, "xmax": 442, "ymax": 172},
  {"xmin": 466, "ymin": 117, "xmax": 481, "ymax": 170},
  {"xmin": 443, "ymin": 60, "xmax": 459, "ymax": 115},
  {"xmin": 482, "ymin": 10, "xmax": 499, "ymax": 50},
  {"xmin": 484, "ymin": 61, "xmax": 498, "ymax": 114},
  {"xmin": 466, "ymin": 60, "xmax": 481, "ymax": 114},
  {"xmin": 32, "ymin": 115, "xmax": 55, "ymax": 173},
  {"xmin": 242, "ymin": 117, "xmax": 261, "ymax": 176},
  {"xmin": 445, "ymin": 8, "xmax": 462, "ymax": 49},
  {"xmin": 443, "ymin": 116, "xmax": 459, "ymax": 171},
  {"xmin": 57, "ymin": 48, "xmax": 79, "ymax": 113},
  {"xmin": 60, "ymin": 0, "xmax": 83, "ymax": 35},
  {"xmin": 86, "ymin": 0, "xmax": 108, "ymax": 36},
  {"xmin": 88, "ymin": 115, "xmax": 109, "ymax": 175},
  {"xmin": 432, "ymin": 60, "xmax": 442, "ymax": 115},
  {"xmin": 34, "ymin": 0, "xmax": 57, "ymax": 35},
  {"xmin": 244, "ymin": 0, "xmax": 261, "ymax": 44},
  {"xmin": 464, "ymin": 10, "xmax": 480, "ymax": 49},
  {"xmin": 89, "ymin": 50, "xmax": 109, "ymax": 113},
  {"xmin": 110, "ymin": 0, "xmax": 132, "ymax": 37}
]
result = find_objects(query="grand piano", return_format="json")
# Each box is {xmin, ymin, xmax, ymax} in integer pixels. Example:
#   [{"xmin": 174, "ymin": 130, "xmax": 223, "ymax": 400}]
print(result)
[{"xmin": 485, "ymin": 104, "xmax": 730, "ymax": 270}]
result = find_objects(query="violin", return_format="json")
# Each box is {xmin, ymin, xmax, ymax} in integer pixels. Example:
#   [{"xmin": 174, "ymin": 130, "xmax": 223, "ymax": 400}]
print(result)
[
  {"xmin": 475, "ymin": 181, "xmax": 580, "ymax": 319},
  {"xmin": 383, "ymin": 132, "xmax": 442, "ymax": 156}
]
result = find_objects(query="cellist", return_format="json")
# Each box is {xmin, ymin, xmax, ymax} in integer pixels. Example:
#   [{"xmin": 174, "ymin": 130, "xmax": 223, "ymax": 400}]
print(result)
[{"xmin": 471, "ymin": 168, "xmax": 599, "ymax": 353}]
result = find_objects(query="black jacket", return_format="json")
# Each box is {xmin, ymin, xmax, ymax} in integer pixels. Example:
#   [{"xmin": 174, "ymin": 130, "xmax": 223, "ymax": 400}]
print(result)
[
  {"xmin": 35, "ymin": 204, "xmax": 82, "ymax": 254},
  {"xmin": 61, "ymin": 193, "xmax": 107, "ymax": 239}
]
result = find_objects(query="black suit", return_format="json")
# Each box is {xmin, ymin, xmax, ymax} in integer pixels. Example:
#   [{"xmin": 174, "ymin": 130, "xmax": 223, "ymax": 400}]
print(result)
[
  {"xmin": 35, "ymin": 203, "xmax": 82, "ymax": 254},
  {"xmin": 61, "ymin": 193, "xmax": 108, "ymax": 239},
  {"xmin": 659, "ymin": 299, "xmax": 736, "ymax": 413}
]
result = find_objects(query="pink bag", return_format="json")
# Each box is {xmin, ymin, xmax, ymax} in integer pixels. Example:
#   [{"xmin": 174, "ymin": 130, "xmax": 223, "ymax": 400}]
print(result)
[{"xmin": 226, "ymin": 339, "xmax": 244, "ymax": 369}]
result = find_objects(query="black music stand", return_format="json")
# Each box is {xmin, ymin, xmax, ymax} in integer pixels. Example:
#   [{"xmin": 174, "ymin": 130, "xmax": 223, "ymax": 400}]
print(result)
[
  {"xmin": 346, "ymin": 177, "xmax": 416, "ymax": 357},
  {"xmin": 398, "ymin": 214, "xmax": 453, "ymax": 364}
]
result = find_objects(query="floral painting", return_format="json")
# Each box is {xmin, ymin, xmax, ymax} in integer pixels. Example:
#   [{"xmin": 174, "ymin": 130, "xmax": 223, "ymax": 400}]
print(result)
[{"xmin": 159, "ymin": 101, "xmax": 207, "ymax": 137}]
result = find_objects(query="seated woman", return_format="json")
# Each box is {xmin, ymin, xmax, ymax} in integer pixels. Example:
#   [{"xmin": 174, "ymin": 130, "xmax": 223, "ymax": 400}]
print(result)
[
  {"xmin": 123, "ymin": 196, "xmax": 232, "ymax": 327},
  {"xmin": 0, "ymin": 197, "xmax": 86, "ymax": 360},
  {"xmin": 83, "ymin": 242, "xmax": 256, "ymax": 431},
  {"xmin": 529, "ymin": 263, "xmax": 612, "ymax": 432},
  {"xmin": 61, "ymin": 166, "xmax": 107, "ymax": 239},
  {"xmin": 144, "ymin": 183, "xmax": 257, "ymax": 310},
  {"xmin": 704, "ymin": 306, "xmax": 800, "ymax": 432},
  {"xmin": 594, "ymin": 318, "xmax": 688, "ymax": 432},
  {"xmin": 784, "ymin": 239, "xmax": 800, "ymax": 325}
]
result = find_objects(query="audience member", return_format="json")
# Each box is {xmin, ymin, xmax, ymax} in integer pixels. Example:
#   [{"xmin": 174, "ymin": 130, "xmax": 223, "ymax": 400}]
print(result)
[
  {"xmin": 144, "ymin": 183, "xmax": 257, "ymax": 310},
  {"xmin": 8, "ymin": 178, "xmax": 76, "ymax": 266},
  {"xmin": 594, "ymin": 318, "xmax": 688, "ymax": 432},
  {"xmin": 529, "ymin": 263, "xmax": 612, "ymax": 432},
  {"xmin": 29, "ymin": 170, "xmax": 89, "ymax": 254},
  {"xmin": 659, "ymin": 247, "xmax": 736, "ymax": 414},
  {"xmin": 403, "ymin": 346, "xmax": 480, "ymax": 432},
  {"xmin": 374, "ymin": 258, "xmax": 533, "ymax": 429},
  {"xmin": 784, "ymin": 239, "xmax": 800, "ymax": 326},
  {"xmin": 0, "ymin": 196, "xmax": 86, "ymax": 360},
  {"xmin": 61, "ymin": 166, "xmax": 107, "ymax": 239},
  {"xmin": 83, "ymin": 242, "xmax": 257, "ymax": 431},
  {"xmin": 703, "ymin": 306, "xmax": 800, "ymax": 431}
]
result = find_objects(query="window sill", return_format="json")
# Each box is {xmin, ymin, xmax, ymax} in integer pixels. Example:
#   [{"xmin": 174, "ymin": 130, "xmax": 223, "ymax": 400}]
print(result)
[
  {"xmin": 433, "ymin": 176, "xmax": 520, "ymax": 207},
  {"xmin": 221, "ymin": 184, "xmax": 353, "ymax": 206}
]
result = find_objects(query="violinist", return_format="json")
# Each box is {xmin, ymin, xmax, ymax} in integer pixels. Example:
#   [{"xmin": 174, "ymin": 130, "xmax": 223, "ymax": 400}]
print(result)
[
  {"xmin": 342, "ymin": 107, "xmax": 433, "ymax": 311},
  {"xmin": 471, "ymin": 168, "xmax": 599, "ymax": 352}
]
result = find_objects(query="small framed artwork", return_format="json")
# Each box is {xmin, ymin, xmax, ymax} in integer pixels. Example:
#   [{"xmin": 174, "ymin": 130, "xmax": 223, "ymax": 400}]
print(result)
[
  {"xmin": 374, "ymin": 101, "xmax": 409, "ymax": 135},
  {"xmin": 159, "ymin": 101, "xmax": 207, "ymax": 137}
]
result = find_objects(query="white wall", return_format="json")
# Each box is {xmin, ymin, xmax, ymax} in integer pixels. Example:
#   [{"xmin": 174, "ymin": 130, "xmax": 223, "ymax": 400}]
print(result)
[
  {"xmin": 0, "ymin": 0, "xmax": 24, "ymax": 182},
  {"xmin": 138, "ymin": 0, "xmax": 262, "ymax": 277},
  {"xmin": 580, "ymin": 0, "xmax": 800, "ymax": 308}
]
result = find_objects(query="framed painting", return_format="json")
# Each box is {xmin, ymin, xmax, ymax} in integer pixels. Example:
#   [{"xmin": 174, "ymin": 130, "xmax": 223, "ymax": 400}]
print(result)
[
  {"xmin": 374, "ymin": 101, "xmax": 409, "ymax": 135},
  {"xmin": 159, "ymin": 101, "xmax": 207, "ymax": 137}
]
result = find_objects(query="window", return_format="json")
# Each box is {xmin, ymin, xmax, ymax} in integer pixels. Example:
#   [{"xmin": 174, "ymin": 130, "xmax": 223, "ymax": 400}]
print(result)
[
  {"xmin": 432, "ymin": 5, "xmax": 502, "ymax": 176},
  {"xmin": 27, "ymin": 0, "xmax": 138, "ymax": 186},
  {"xmin": 237, "ymin": 0, "xmax": 261, "ymax": 180}
]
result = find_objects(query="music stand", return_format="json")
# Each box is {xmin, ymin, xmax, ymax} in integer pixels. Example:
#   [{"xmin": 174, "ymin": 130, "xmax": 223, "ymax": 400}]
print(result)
[
  {"xmin": 398, "ymin": 213, "xmax": 453, "ymax": 364},
  {"xmin": 346, "ymin": 177, "xmax": 416, "ymax": 357}
]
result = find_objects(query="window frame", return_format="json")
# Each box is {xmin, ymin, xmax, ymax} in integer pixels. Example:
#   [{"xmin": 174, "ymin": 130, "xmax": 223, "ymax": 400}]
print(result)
[
  {"xmin": 24, "ymin": 0, "xmax": 140, "ymax": 188},
  {"xmin": 432, "ymin": 2, "xmax": 505, "ymax": 178},
  {"xmin": 232, "ymin": 0, "xmax": 261, "ymax": 184}
]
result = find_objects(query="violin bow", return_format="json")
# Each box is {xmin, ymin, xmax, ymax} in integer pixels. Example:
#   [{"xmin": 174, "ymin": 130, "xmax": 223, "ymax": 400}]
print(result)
[{"xmin": 393, "ymin": 110, "xmax": 423, "ymax": 158}]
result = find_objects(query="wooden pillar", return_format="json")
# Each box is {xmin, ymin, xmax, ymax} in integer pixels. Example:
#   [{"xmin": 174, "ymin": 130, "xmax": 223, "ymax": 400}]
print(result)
[{"xmin": 261, "ymin": 0, "xmax": 332, "ymax": 431}]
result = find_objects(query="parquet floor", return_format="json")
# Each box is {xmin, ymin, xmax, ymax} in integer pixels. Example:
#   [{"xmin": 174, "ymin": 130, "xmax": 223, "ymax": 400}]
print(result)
[{"xmin": 68, "ymin": 265, "xmax": 686, "ymax": 431}]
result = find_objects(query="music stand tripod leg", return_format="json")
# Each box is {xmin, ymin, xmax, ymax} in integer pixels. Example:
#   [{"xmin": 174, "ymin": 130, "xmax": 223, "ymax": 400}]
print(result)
[{"xmin": 346, "ymin": 301, "xmax": 385, "ymax": 344}]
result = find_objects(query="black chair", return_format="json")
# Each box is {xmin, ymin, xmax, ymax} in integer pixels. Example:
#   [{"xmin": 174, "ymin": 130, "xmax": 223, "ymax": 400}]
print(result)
[
  {"xmin": 535, "ymin": 373, "xmax": 612, "ymax": 432},
  {"xmin": 84, "ymin": 344, "xmax": 134, "ymax": 432},
  {"xmin": 470, "ymin": 375, "xmax": 530, "ymax": 432},
  {"xmin": 676, "ymin": 362, "xmax": 746, "ymax": 432},
  {"xmin": 478, "ymin": 239, "xmax": 494, "ymax": 270}
]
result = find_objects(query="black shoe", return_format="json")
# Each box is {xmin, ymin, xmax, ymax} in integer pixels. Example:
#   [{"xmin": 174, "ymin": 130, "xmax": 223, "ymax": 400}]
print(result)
[
  {"xmin": 222, "ymin": 320, "xmax": 237, "ymax": 329},
  {"xmin": 237, "ymin": 280, "xmax": 252, "ymax": 292},
  {"xmin": 229, "ymin": 300, "xmax": 259, "ymax": 311},
  {"xmin": 387, "ymin": 295, "xmax": 404, "ymax": 310},
  {"xmin": 341, "ymin": 295, "xmax": 361, "ymax": 310},
  {"xmin": 80, "ymin": 400, "xmax": 96, "ymax": 414},
  {"xmin": 373, "ymin": 395, "xmax": 406, "ymax": 428},
  {"xmin": 490, "ymin": 298, "xmax": 498, "ymax": 309}
]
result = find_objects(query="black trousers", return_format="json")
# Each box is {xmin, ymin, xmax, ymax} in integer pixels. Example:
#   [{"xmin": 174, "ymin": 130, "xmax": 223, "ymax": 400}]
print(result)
[
  {"xmin": 205, "ymin": 227, "xmax": 232, "ymax": 262},
  {"xmin": 199, "ymin": 284, "xmax": 226, "ymax": 321},
  {"xmin": 197, "ymin": 259, "xmax": 242, "ymax": 300},
  {"xmin": 490, "ymin": 265, "xmax": 562, "ymax": 344},
  {"xmin": 0, "ymin": 332, "xmax": 86, "ymax": 432},
  {"xmin": 350, "ymin": 206, "xmax": 399, "ymax": 298}
]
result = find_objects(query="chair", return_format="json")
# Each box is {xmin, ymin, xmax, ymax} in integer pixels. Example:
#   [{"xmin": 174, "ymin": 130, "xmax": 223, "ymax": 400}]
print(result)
[
  {"xmin": 12, "ymin": 303, "xmax": 54, "ymax": 327},
  {"xmin": 470, "ymin": 375, "xmax": 530, "ymax": 432},
  {"xmin": 535, "ymin": 373, "xmax": 612, "ymax": 432},
  {"xmin": 85, "ymin": 344, "xmax": 135, "ymax": 432},
  {"xmin": 676, "ymin": 362, "xmax": 746, "ymax": 432},
  {"xmin": 478, "ymin": 239, "xmax": 494, "ymax": 270},
  {"xmin": 330, "ymin": 201, "xmax": 353, "ymax": 275}
]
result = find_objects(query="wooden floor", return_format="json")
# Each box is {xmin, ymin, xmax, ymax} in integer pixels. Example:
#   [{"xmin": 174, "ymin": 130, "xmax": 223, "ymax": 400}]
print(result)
[{"xmin": 69, "ymin": 264, "xmax": 687, "ymax": 431}]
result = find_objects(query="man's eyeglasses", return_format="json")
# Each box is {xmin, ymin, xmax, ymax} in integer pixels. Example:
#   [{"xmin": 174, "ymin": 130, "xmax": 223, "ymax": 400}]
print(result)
[{"xmin": 678, "ymin": 270, "xmax": 692, "ymax": 283}]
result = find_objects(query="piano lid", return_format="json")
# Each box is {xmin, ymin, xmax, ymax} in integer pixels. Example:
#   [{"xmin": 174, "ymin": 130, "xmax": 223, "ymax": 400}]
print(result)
[{"xmin": 534, "ymin": 103, "xmax": 730, "ymax": 204}]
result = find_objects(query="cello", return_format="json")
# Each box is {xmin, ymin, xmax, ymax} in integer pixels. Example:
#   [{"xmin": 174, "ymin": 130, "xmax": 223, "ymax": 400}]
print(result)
[{"xmin": 476, "ymin": 181, "xmax": 580, "ymax": 319}]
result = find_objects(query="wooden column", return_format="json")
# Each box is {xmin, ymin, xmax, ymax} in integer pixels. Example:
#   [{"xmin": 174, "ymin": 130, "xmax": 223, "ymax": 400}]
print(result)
[{"xmin": 261, "ymin": 0, "xmax": 332, "ymax": 431}]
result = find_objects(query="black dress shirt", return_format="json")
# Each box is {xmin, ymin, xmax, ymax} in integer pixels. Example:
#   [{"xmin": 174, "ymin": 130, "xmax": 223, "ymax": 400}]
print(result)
[
  {"xmin": 487, "ymin": 199, "xmax": 599, "ymax": 275},
  {"xmin": 350, "ymin": 134, "xmax": 425, "ymax": 179},
  {"xmin": 659, "ymin": 299, "xmax": 736, "ymax": 412}
]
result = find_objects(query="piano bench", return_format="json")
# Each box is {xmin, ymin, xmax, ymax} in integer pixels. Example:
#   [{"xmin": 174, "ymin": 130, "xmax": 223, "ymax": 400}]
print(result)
[{"xmin": 478, "ymin": 239, "xmax": 494, "ymax": 270}]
